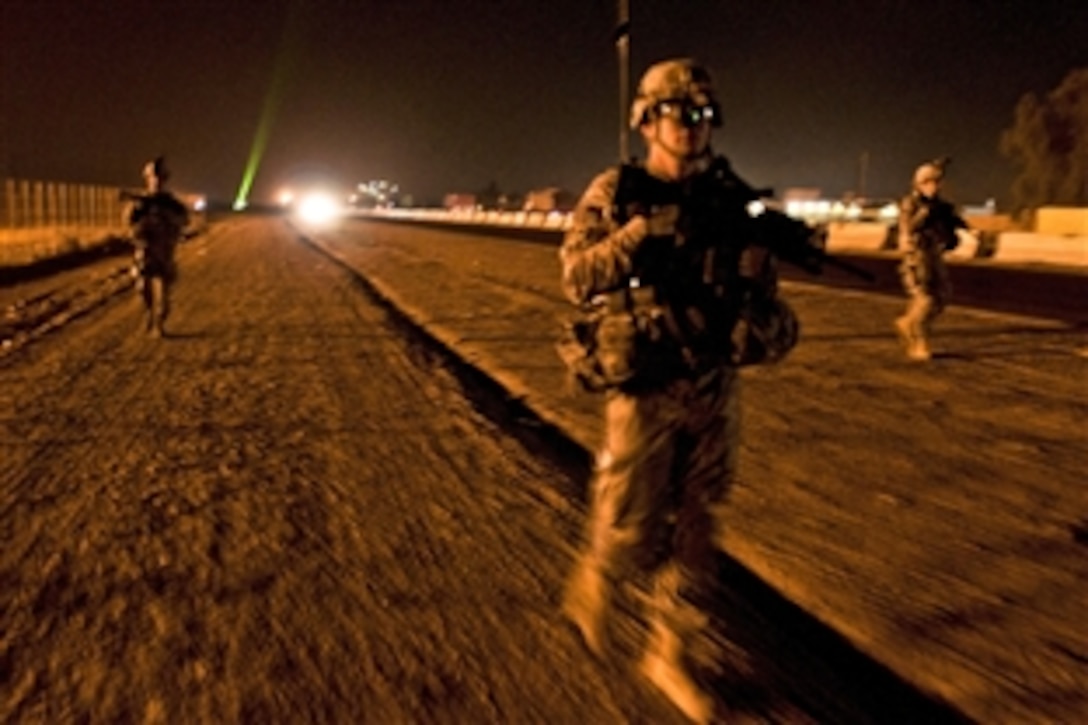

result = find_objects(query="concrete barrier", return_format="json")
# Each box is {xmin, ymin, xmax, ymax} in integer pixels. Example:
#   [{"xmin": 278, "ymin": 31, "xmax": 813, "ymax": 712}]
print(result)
[
  {"xmin": 992, "ymin": 233, "xmax": 1088, "ymax": 265},
  {"xmin": 823, "ymin": 222, "xmax": 889, "ymax": 253},
  {"xmin": 1035, "ymin": 206, "xmax": 1088, "ymax": 236},
  {"xmin": 358, "ymin": 210, "xmax": 1088, "ymax": 267},
  {"xmin": 946, "ymin": 229, "xmax": 981, "ymax": 260}
]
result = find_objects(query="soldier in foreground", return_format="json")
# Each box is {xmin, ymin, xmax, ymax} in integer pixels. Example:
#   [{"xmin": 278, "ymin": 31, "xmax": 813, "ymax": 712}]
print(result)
[
  {"xmin": 127, "ymin": 156, "xmax": 189, "ymax": 338},
  {"xmin": 895, "ymin": 160, "xmax": 968, "ymax": 360},
  {"xmin": 557, "ymin": 58, "xmax": 803, "ymax": 723}
]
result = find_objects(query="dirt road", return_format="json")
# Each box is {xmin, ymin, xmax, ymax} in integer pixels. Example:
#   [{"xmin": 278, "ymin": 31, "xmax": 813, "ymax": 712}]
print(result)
[
  {"xmin": 310, "ymin": 217, "xmax": 1088, "ymax": 723},
  {"xmin": 0, "ymin": 217, "xmax": 977, "ymax": 723},
  {"xmin": 2, "ymin": 217, "xmax": 637, "ymax": 723}
]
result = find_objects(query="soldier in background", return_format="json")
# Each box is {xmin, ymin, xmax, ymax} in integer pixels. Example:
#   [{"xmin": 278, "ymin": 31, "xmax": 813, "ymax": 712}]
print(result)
[
  {"xmin": 128, "ymin": 157, "xmax": 189, "ymax": 338},
  {"xmin": 557, "ymin": 58, "xmax": 800, "ymax": 723},
  {"xmin": 895, "ymin": 160, "xmax": 968, "ymax": 360}
]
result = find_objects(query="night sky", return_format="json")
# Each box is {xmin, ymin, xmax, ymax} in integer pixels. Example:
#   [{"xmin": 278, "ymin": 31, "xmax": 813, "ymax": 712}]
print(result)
[{"xmin": 2, "ymin": 0, "xmax": 1086, "ymax": 207}]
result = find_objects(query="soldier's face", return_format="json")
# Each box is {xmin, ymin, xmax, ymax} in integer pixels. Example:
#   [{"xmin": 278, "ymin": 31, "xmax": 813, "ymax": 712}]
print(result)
[
  {"xmin": 643, "ymin": 101, "xmax": 714, "ymax": 160},
  {"xmin": 644, "ymin": 115, "xmax": 712, "ymax": 160},
  {"xmin": 918, "ymin": 179, "xmax": 939, "ymax": 198}
]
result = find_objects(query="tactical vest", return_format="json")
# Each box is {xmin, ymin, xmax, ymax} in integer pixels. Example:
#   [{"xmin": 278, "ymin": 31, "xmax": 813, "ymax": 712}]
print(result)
[
  {"xmin": 611, "ymin": 158, "xmax": 758, "ymax": 357},
  {"xmin": 559, "ymin": 157, "xmax": 798, "ymax": 393},
  {"xmin": 915, "ymin": 196, "xmax": 962, "ymax": 252},
  {"xmin": 131, "ymin": 192, "xmax": 188, "ymax": 248}
]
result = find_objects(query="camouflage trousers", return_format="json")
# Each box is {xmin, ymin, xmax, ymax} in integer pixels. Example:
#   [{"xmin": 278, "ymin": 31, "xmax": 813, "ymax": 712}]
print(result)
[
  {"xmin": 132, "ymin": 248, "xmax": 177, "ymax": 332},
  {"xmin": 564, "ymin": 365, "xmax": 739, "ymax": 666},
  {"xmin": 135, "ymin": 275, "xmax": 170, "ymax": 329},
  {"xmin": 899, "ymin": 253, "xmax": 950, "ymax": 341}
]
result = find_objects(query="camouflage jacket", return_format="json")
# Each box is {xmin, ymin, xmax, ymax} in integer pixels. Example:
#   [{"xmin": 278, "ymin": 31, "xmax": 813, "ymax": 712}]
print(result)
[
  {"xmin": 560, "ymin": 165, "xmax": 779, "ymax": 300},
  {"xmin": 559, "ymin": 167, "xmax": 647, "ymax": 305},
  {"xmin": 898, "ymin": 192, "xmax": 967, "ymax": 260},
  {"xmin": 129, "ymin": 191, "xmax": 190, "ymax": 260},
  {"xmin": 557, "ymin": 161, "xmax": 797, "ymax": 391}
]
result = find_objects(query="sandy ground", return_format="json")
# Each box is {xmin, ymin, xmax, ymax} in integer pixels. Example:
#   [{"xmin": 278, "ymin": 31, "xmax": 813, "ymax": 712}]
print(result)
[{"xmin": 0, "ymin": 216, "xmax": 985, "ymax": 724}]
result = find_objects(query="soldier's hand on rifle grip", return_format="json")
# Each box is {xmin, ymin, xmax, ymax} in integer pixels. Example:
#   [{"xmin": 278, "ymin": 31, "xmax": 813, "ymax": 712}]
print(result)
[{"xmin": 642, "ymin": 204, "xmax": 680, "ymax": 238}]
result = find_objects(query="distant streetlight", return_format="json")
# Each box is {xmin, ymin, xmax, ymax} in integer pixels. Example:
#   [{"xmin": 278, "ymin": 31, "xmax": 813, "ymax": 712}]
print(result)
[
  {"xmin": 617, "ymin": 0, "xmax": 630, "ymax": 162},
  {"xmin": 858, "ymin": 151, "xmax": 870, "ymax": 199}
]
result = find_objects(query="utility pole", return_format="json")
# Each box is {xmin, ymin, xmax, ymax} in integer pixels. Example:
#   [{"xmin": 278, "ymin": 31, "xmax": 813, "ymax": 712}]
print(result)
[
  {"xmin": 858, "ymin": 151, "xmax": 870, "ymax": 199},
  {"xmin": 617, "ymin": 0, "xmax": 631, "ymax": 162}
]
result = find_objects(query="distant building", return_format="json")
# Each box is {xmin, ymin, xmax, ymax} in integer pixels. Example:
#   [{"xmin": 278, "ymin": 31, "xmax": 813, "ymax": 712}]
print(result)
[
  {"xmin": 782, "ymin": 187, "xmax": 821, "ymax": 202},
  {"xmin": 352, "ymin": 180, "xmax": 400, "ymax": 209},
  {"xmin": 523, "ymin": 187, "xmax": 576, "ymax": 213},
  {"xmin": 444, "ymin": 193, "xmax": 477, "ymax": 211}
]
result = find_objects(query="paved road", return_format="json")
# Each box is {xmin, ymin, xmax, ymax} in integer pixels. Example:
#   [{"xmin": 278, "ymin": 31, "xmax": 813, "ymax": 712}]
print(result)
[{"xmin": 2, "ymin": 217, "xmax": 973, "ymax": 724}]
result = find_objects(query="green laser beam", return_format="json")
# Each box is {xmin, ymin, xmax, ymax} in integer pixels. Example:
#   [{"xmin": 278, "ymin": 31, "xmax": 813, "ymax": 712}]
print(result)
[
  {"xmin": 234, "ymin": 85, "xmax": 281, "ymax": 208},
  {"xmin": 233, "ymin": 2, "xmax": 305, "ymax": 209}
]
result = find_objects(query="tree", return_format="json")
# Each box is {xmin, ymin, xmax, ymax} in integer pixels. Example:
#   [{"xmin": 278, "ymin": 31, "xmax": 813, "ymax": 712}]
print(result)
[{"xmin": 1000, "ymin": 68, "xmax": 1088, "ymax": 212}]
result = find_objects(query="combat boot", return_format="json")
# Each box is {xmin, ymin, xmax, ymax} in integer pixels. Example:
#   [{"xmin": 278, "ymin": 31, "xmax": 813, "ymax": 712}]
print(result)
[
  {"xmin": 894, "ymin": 316, "xmax": 914, "ymax": 353},
  {"xmin": 908, "ymin": 336, "xmax": 931, "ymax": 361},
  {"xmin": 640, "ymin": 619, "xmax": 715, "ymax": 724},
  {"xmin": 561, "ymin": 561, "xmax": 610, "ymax": 658},
  {"xmin": 144, "ymin": 311, "xmax": 163, "ymax": 337},
  {"xmin": 896, "ymin": 317, "xmax": 931, "ymax": 361}
]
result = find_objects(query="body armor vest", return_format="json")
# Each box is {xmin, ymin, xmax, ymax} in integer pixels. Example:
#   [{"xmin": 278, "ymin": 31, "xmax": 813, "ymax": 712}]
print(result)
[
  {"xmin": 559, "ymin": 157, "xmax": 800, "ymax": 394},
  {"xmin": 609, "ymin": 158, "xmax": 757, "ymax": 359}
]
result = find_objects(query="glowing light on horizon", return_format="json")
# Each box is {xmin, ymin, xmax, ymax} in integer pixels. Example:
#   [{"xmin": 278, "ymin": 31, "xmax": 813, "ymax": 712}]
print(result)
[{"xmin": 296, "ymin": 191, "xmax": 340, "ymax": 225}]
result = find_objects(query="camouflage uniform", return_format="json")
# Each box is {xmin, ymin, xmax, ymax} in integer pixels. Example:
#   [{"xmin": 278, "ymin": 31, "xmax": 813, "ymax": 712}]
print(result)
[
  {"xmin": 559, "ymin": 63, "xmax": 798, "ymax": 718},
  {"xmin": 895, "ymin": 162, "xmax": 967, "ymax": 360},
  {"xmin": 129, "ymin": 158, "xmax": 189, "ymax": 336}
]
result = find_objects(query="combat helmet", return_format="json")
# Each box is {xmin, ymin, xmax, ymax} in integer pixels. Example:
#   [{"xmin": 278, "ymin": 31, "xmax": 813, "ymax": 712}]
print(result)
[
  {"xmin": 143, "ymin": 156, "xmax": 170, "ymax": 182},
  {"xmin": 629, "ymin": 58, "xmax": 721, "ymax": 129},
  {"xmin": 913, "ymin": 161, "xmax": 943, "ymax": 187}
]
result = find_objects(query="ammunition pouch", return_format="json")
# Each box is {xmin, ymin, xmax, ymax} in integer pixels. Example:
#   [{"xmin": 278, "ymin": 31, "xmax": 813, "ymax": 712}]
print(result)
[
  {"xmin": 558, "ymin": 283, "xmax": 799, "ymax": 392},
  {"xmin": 556, "ymin": 285, "xmax": 679, "ymax": 393},
  {"xmin": 729, "ymin": 296, "xmax": 800, "ymax": 366}
]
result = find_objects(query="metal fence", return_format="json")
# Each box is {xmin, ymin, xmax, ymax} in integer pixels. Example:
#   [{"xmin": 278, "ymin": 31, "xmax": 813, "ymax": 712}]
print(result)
[
  {"xmin": 0, "ymin": 178, "xmax": 129, "ymax": 231},
  {"xmin": 0, "ymin": 177, "xmax": 210, "ymax": 268},
  {"xmin": 0, "ymin": 178, "xmax": 133, "ymax": 267}
]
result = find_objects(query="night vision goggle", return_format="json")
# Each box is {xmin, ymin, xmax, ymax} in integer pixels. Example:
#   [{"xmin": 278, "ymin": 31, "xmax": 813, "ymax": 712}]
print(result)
[{"xmin": 652, "ymin": 99, "xmax": 722, "ymax": 128}]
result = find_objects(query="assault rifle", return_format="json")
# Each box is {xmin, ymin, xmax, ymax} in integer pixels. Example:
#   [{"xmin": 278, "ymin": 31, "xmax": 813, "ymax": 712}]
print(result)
[
  {"xmin": 741, "ymin": 196, "xmax": 875, "ymax": 282},
  {"xmin": 118, "ymin": 188, "xmax": 196, "ymax": 240},
  {"xmin": 616, "ymin": 157, "xmax": 876, "ymax": 283},
  {"xmin": 119, "ymin": 188, "xmax": 150, "ymax": 203}
]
